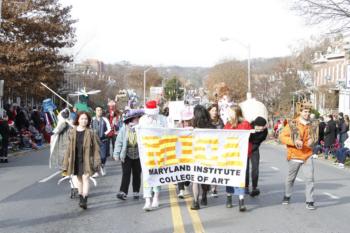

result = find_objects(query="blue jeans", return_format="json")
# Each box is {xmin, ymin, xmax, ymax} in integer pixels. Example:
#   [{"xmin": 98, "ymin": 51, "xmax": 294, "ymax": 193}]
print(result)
[
  {"xmin": 100, "ymin": 139, "xmax": 109, "ymax": 165},
  {"xmin": 336, "ymin": 148, "xmax": 350, "ymax": 164}
]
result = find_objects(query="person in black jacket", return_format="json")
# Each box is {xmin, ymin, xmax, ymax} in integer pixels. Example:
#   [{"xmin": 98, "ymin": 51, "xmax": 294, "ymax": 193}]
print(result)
[
  {"xmin": 324, "ymin": 115, "xmax": 337, "ymax": 159},
  {"xmin": 0, "ymin": 114, "xmax": 10, "ymax": 163},
  {"xmin": 248, "ymin": 117, "xmax": 268, "ymax": 197},
  {"xmin": 338, "ymin": 113, "xmax": 349, "ymax": 148}
]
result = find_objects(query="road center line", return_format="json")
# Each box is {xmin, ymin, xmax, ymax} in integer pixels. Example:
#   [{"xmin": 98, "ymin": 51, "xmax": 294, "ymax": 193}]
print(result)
[
  {"xmin": 168, "ymin": 185, "xmax": 185, "ymax": 233},
  {"xmin": 323, "ymin": 192, "xmax": 340, "ymax": 200},
  {"xmin": 184, "ymin": 192, "xmax": 205, "ymax": 233},
  {"xmin": 271, "ymin": 166, "xmax": 280, "ymax": 171},
  {"xmin": 38, "ymin": 171, "xmax": 61, "ymax": 183}
]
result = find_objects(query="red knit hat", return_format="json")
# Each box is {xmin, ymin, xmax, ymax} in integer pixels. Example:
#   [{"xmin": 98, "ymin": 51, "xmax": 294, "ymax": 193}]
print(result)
[{"xmin": 145, "ymin": 100, "xmax": 159, "ymax": 115}]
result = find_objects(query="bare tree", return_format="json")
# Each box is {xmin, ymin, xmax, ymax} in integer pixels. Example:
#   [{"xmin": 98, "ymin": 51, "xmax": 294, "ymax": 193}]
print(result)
[{"xmin": 292, "ymin": 0, "xmax": 350, "ymax": 33}]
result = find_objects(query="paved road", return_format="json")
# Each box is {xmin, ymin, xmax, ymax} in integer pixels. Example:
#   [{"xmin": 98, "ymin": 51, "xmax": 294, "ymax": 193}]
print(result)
[{"xmin": 0, "ymin": 144, "xmax": 349, "ymax": 233}]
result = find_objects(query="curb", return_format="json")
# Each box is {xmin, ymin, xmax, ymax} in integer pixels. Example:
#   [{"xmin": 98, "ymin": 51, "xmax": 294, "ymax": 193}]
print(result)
[{"xmin": 8, "ymin": 144, "xmax": 50, "ymax": 157}]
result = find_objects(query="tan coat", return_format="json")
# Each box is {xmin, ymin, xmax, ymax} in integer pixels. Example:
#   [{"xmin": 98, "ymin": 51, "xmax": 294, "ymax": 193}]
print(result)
[{"xmin": 63, "ymin": 127, "xmax": 101, "ymax": 176}]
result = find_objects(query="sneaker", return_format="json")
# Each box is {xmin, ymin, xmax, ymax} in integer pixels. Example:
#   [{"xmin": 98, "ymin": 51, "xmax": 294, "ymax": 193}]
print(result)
[
  {"xmin": 306, "ymin": 202, "xmax": 316, "ymax": 210},
  {"xmin": 239, "ymin": 199, "xmax": 246, "ymax": 212},
  {"xmin": 338, "ymin": 163, "xmax": 345, "ymax": 169},
  {"xmin": 282, "ymin": 196, "xmax": 290, "ymax": 205},
  {"xmin": 133, "ymin": 192, "xmax": 140, "ymax": 200},
  {"xmin": 312, "ymin": 154, "xmax": 318, "ymax": 159},
  {"xmin": 116, "ymin": 192, "xmax": 127, "ymax": 200},
  {"xmin": 200, "ymin": 194, "xmax": 207, "ymax": 206},
  {"xmin": 190, "ymin": 200, "xmax": 200, "ymax": 210},
  {"xmin": 211, "ymin": 190, "xmax": 219, "ymax": 198},
  {"xmin": 100, "ymin": 167, "xmax": 106, "ymax": 176},
  {"xmin": 151, "ymin": 198, "xmax": 159, "ymax": 209},
  {"xmin": 143, "ymin": 202, "xmax": 152, "ymax": 211},
  {"xmin": 244, "ymin": 187, "xmax": 250, "ymax": 195},
  {"xmin": 92, "ymin": 172, "xmax": 99, "ymax": 178},
  {"xmin": 178, "ymin": 190, "xmax": 184, "ymax": 199},
  {"xmin": 250, "ymin": 188, "xmax": 260, "ymax": 197}
]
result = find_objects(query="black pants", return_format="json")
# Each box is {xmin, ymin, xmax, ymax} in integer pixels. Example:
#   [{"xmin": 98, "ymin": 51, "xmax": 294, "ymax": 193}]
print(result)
[
  {"xmin": 0, "ymin": 140, "xmax": 8, "ymax": 158},
  {"xmin": 178, "ymin": 181, "xmax": 191, "ymax": 191},
  {"xmin": 246, "ymin": 149, "xmax": 260, "ymax": 189},
  {"xmin": 120, "ymin": 157, "xmax": 142, "ymax": 195}
]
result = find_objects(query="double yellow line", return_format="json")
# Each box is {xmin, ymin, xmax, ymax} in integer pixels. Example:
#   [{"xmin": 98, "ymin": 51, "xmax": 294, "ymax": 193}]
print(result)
[{"xmin": 168, "ymin": 185, "xmax": 205, "ymax": 233}]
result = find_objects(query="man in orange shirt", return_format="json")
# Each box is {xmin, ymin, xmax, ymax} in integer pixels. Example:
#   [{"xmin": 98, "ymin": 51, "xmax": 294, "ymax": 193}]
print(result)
[{"xmin": 279, "ymin": 102, "xmax": 318, "ymax": 210}]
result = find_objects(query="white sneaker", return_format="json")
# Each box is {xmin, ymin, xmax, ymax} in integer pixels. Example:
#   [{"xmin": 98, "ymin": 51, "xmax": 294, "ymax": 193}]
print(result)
[
  {"xmin": 178, "ymin": 190, "xmax": 184, "ymax": 199},
  {"xmin": 312, "ymin": 154, "xmax": 318, "ymax": 159},
  {"xmin": 92, "ymin": 172, "xmax": 99, "ymax": 178},
  {"xmin": 100, "ymin": 167, "xmax": 106, "ymax": 176},
  {"xmin": 151, "ymin": 196, "xmax": 159, "ymax": 209},
  {"xmin": 338, "ymin": 163, "xmax": 345, "ymax": 169},
  {"xmin": 143, "ymin": 198, "xmax": 152, "ymax": 211}
]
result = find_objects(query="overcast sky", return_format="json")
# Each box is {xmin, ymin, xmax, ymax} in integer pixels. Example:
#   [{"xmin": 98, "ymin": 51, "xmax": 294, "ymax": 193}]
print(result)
[{"xmin": 61, "ymin": 0, "xmax": 319, "ymax": 67}]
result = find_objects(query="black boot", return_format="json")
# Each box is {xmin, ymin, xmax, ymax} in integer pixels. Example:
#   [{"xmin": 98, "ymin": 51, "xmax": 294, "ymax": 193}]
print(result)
[
  {"xmin": 226, "ymin": 195, "xmax": 233, "ymax": 208},
  {"xmin": 190, "ymin": 200, "xmax": 200, "ymax": 210},
  {"xmin": 239, "ymin": 199, "xmax": 246, "ymax": 212},
  {"xmin": 200, "ymin": 192, "xmax": 207, "ymax": 206},
  {"xmin": 79, "ymin": 195, "xmax": 84, "ymax": 208},
  {"xmin": 250, "ymin": 188, "xmax": 260, "ymax": 197},
  {"xmin": 81, "ymin": 196, "xmax": 88, "ymax": 209}
]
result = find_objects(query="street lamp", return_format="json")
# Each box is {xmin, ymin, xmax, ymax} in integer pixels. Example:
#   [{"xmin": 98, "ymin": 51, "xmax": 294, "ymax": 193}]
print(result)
[
  {"xmin": 144, "ymin": 67, "xmax": 152, "ymax": 106},
  {"xmin": 221, "ymin": 37, "xmax": 252, "ymax": 99}
]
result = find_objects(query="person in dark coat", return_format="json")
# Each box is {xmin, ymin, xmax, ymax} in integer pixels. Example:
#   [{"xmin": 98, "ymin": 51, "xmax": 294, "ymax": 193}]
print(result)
[
  {"xmin": 338, "ymin": 113, "xmax": 349, "ymax": 148},
  {"xmin": 0, "ymin": 114, "xmax": 10, "ymax": 163},
  {"xmin": 248, "ymin": 116, "xmax": 268, "ymax": 197},
  {"xmin": 324, "ymin": 115, "xmax": 337, "ymax": 159}
]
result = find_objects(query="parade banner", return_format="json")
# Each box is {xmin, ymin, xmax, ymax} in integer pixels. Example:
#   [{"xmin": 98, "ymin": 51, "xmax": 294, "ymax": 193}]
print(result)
[{"xmin": 136, "ymin": 127, "xmax": 251, "ymax": 187}]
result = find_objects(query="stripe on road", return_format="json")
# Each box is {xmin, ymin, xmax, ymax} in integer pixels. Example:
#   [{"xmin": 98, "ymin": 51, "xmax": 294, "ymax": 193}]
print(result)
[
  {"xmin": 38, "ymin": 171, "xmax": 61, "ymax": 183},
  {"xmin": 271, "ymin": 166, "xmax": 280, "ymax": 171},
  {"xmin": 184, "ymin": 193, "xmax": 205, "ymax": 233},
  {"xmin": 168, "ymin": 185, "xmax": 185, "ymax": 233},
  {"xmin": 323, "ymin": 192, "xmax": 340, "ymax": 200}
]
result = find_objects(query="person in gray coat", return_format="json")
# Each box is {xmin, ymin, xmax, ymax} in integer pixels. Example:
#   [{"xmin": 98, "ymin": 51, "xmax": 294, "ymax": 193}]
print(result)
[{"xmin": 113, "ymin": 109, "xmax": 144, "ymax": 201}]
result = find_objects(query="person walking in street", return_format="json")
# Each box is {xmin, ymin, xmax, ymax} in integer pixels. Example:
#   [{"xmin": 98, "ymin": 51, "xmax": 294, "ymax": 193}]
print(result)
[
  {"xmin": 114, "ymin": 109, "xmax": 144, "ymax": 201},
  {"xmin": 63, "ymin": 111, "xmax": 101, "ymax": 209},
  {"xmin": 248, "ymin": 116, "xmax": 268, "ymax": 197},
  {"xmin": 177, "ymin": 107, "xmax": 194, "ymax": 199},
  {"xmin": 279, "ymin": 102, "xmax": 318, "ymax": 210},
  {"xmin": 139, "ymin": 100, "xmax": 168, "ymax": 211},
  {"xmin": 0, "ymin": 114, "xmax": 10, "ymax": 163},
  {"xmin": 324, "ymin": 114, "xmax": 337, "ymax": 159},
  {"xmin": 190, "ymin": 105, "xmax": 215, "ymax": 210},
  {"xmin": 91, "ymin": 106, "xmax": 111, "ymax": 177},
  {"xmin": 224, "ymin": 105, "xmax": 252, "ymax": 212},
  {"xmin": 207, "ymin": 103, "xmax": 224, "ymax": 198}
]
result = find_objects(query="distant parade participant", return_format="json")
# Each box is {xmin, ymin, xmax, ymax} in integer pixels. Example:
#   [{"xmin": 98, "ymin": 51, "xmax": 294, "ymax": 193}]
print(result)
[
  {"xmin": 63, "ymin": 112, "xmax": 101, "ymax": 209},
  {"xmin": 224, "ymin": 105, "xmax": 252, "ymax": 212},
  {"xmin": 279, "ymin": 101, "xmax": 318, "ymax": 210},
  {"xmin": 190, "ymin": 105, "xmax": 215, "ymax": 210},
  {"xmin": 207, "ymin": 103, "xmax": 224, "ymax": 198},
  {"xmin": 114, "ymin": 109, "xmax": 144, "ymax": 200},
  {"xmin": 139, "ymin": 100, "xmax": 168, "ymax": 211},
  {"xmin": 91, "ymin": 106, "xmax": 111, "ymax": 177},
  {"xmin": 177, "ymin": 107, "xmax": 194, "ymax": 199}
]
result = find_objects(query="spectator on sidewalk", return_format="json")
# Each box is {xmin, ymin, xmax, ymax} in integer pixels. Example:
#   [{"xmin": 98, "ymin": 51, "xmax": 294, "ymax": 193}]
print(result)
[
  {"xmin": 324, "ymin": 115, "xmax": 337, "ymax": 159},
  {"xmin": 0, "ymin": 114, "xmax": 10, "ymax": 163},
  {"xmin": 335, "ymin": 131, "xmax": 350, "ymax": 169},
  {"xmin": 338, "ymin": 114, "xmax": 349, "ymax": 148}
]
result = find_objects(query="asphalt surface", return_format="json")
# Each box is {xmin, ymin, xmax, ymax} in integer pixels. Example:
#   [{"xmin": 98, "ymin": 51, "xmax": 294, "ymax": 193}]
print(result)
[{"xmin": 0, "ymin": 144, "xmax": 349, "ymax": 233}]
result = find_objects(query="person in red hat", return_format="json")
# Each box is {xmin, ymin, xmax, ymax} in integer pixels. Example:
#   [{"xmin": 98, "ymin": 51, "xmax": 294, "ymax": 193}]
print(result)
[{"xmin": 138, "ymin": 100, "xmax": 168, "ymax": 211}]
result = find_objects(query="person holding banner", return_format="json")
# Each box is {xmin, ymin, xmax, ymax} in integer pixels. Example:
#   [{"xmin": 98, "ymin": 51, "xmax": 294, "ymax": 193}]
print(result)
[
  {"xmin": 62, "ymin": 112, "xmax": 101, "ymax": 209},
  {"xmin": 190, "ymin": 105, "xmax": 215, "ymax": 210},
  {"xmin": 114, "ymin": 109, "xmax": 144, "ymax": 201},
  {"xmin": 207, "ymin": 103, "xmax": 224, "ymax": 198},
  {"xmin": 139, "ymin": 100, "xmax": 168, "ymax": 211},
  {"xmin": 224, "ymin": 105, "xmax": 252, "ymax": 212},
  {"xmin": 177, "ymin": 107, "xmax": 194, "ymax": 199},
  {"xmin": 279, "ymin": 102, "xmax": 318, "ymax": 210}
]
